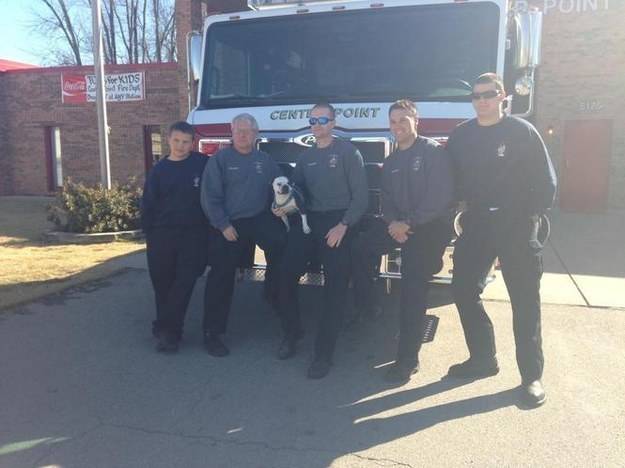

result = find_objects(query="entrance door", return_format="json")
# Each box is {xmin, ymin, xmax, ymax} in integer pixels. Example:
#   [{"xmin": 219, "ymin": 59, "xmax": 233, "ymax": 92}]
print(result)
[
  {"xmin": 559, "ymin": 119, "xmax": 612, "ymax": 212},
  {"xmin": 143, "ymin": 125, "xmax": 162, "ymax": 172}
]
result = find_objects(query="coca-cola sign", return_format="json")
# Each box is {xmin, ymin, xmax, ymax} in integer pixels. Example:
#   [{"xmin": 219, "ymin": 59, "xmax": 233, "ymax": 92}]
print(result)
[
  {"xmin": 61, "ymin": 72, "xmax": 144, "ymax": 104},
  {"xmin": 61, "ymin": 75, "xmax": 88, "ymax": 103}
]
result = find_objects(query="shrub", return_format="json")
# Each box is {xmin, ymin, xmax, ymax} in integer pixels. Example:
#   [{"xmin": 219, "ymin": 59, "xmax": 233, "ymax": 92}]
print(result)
[{"xmin": 47, "ymin": 178, "xmax": 142, "ymax": 233}]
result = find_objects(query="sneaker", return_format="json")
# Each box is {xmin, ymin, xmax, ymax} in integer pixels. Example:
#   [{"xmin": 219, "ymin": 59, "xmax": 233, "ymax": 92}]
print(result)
[
  {"xmin": 307, "ymin": 358, "xmax": 332, "ymax": 379},
  {"xmin": 447, "ymin": 358, "xmax": 499, "ymax": 379},
  {"xmin": 204, "ymin": 334, "xmax": 230, "ymax": 357},
  {"xmin": 155, "ymin": 331, "xmax": 179, "ymax": 353},
  {"xmin": 384, "ymin": 361, "xmax": 420, "ymax": 383},
  {"xmin": 519, "ymin": 380, "xmax": 546, "ymax": 408},
  {"xmin": 277, "ymin": 337, "xmax": 297, "ymax": 360}
]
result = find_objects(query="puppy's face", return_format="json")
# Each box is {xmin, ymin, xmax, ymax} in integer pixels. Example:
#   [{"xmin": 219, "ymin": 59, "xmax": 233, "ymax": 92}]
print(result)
[{"xmin": 273, "ymin": 176, "xmax": 292, "ymax": 196}]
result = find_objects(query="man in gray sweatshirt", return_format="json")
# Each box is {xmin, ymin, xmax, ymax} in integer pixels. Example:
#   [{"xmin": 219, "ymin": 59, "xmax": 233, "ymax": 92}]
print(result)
[
  {"xmin": 201, "ymin": 113, "xmax": 285, "ymax": 357},
  {"xmin": 274, "ymin": 102, "xmax": 368, "ymax": 379},
  {"xmin": 351, "ymin": 99, "xmax": 454, "ymax": 383}
]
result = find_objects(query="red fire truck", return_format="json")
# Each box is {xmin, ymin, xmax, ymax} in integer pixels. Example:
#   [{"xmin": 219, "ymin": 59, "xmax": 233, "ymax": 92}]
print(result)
[{"xmin": 185, "ymin": 0, "xmax": 543, "ymax": 285}]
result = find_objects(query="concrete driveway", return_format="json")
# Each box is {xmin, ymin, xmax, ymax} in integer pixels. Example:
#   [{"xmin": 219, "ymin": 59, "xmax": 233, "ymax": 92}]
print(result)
[{"xmin": 483, "ymin": 210, "xmax": 625, "ymax": 308}]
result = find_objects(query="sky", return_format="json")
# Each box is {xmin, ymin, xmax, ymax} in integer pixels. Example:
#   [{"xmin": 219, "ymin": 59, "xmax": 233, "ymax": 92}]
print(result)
[{"xmin": 0, "ymin": 1, "xmax": 59, "ymax": 66}]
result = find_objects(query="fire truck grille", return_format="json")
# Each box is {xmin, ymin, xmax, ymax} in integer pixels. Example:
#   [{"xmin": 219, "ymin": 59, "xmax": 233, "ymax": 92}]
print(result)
[{"xmin": 259, "ymin": 140, "xmax": 387, "ymax": 165}]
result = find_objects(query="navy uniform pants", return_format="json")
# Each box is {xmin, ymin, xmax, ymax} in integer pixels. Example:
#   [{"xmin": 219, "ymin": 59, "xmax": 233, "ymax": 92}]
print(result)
[
  {"xmin": 278, "ymin": 210, "xmax": 353, "ymax": 362},
  {"xmin": 203, "ymin": 211, "xmax": 286, "ymax": 336},
  {"xmin": 147, "ymin": 225, "xmax": 210, "ymax": 339},
  {"xmin": 352, "ymin": 217, "xmax": 451, "ymax": 366},
  {"xmin": 452, "ymin": 210, "xmax": 544, "ymax": 384}
]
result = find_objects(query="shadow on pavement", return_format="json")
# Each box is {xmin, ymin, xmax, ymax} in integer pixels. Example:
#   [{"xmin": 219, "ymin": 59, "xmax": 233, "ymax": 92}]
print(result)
[{"xmin": 0, "ymin": 250, "xmax": 145, "ymax": 311}]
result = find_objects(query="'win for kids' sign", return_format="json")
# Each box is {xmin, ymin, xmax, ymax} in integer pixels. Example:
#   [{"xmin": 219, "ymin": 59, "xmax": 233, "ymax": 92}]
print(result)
[{"xmin": 62, "ymin": 72, "xmax": 144, "ymax": 104}]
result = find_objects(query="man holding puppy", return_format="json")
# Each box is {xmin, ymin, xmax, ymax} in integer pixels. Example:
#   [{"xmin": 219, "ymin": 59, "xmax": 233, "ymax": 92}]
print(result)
[
  {"xmin": 274, "ymin": 102, "xmax": 368, "ymax": 379},
  {"xmin": 351, "ymin": 99, "xmax": 454, "ymax": 383}
]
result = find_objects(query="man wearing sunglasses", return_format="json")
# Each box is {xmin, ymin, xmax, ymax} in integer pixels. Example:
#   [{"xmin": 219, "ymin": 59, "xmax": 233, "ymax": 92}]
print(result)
[
  {"xmin": 446, "ymin": 73, "xmax": 557, "ymax": 408},
  {"xmin": 351, "ymin": 99, "xmax": 454, "ymax": 383},
  {"xmin": 274, "ymin": 102, "xmax": 368, "ymax": 379}
]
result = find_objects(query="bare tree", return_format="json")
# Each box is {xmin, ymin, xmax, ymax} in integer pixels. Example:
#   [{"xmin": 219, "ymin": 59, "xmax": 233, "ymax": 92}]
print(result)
[
  {"xmin": 101, "ymin": 0, "xmax": 118, "ymax": 64},
  {"xmin": 153, "ymin": 0, "xmax": 176, "ymax": 62},
  {"xmin": 32, "ymin": 0, "xmax": 86, "ymax": 65},
  {"xmin": 31, "ymin": 0, "xmax": 176, "ymax": 65}
]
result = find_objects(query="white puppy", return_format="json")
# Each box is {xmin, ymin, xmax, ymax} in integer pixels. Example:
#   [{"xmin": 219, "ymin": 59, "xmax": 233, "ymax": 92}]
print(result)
[{"xmin": 272, "ymin": 176, "xmax": 311, "ymax": 234}]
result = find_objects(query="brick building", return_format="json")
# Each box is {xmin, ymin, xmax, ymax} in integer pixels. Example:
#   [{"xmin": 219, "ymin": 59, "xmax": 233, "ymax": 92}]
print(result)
[
  {"xmin": 526, "ymin": 0, "xmax": 624, "ymax": 211},
  {"xmin": 0, "ymin": 62, "xmax": 179, "ymax": 195},
  {"xmin": 1, "ymin": 0, "xmax": 623, "ymax": 212}
]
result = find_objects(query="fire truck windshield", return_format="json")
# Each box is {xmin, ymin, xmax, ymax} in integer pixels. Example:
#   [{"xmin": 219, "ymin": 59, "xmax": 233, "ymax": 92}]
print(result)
[{"xmin": 200, "ymin": 2, "xmax": 499, "ymax": 109}]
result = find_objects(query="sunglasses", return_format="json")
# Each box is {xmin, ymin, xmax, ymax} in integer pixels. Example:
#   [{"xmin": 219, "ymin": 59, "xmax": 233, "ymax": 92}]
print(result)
[
  {"xmin": 309, "ymin": 117, "xmax": 334, "ymax": 126},
  {"xmin": 471, "ymin": 90, "xmax": 501, "ymax": 101}
]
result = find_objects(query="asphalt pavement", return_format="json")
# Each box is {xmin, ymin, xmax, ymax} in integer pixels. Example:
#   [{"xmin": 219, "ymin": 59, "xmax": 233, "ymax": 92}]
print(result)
[{"xmin": 1, "ymin": 211, "xmax": 624, "ymax": 467}]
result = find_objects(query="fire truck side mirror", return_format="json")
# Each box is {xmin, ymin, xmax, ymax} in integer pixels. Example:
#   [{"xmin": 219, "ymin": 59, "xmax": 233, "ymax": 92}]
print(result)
[
  {"xmin": 513, "ymin": 10, "xmax": 543, "ymax": 69},
  {"xmin": 187, "ymin": 31, "xmax": 203, "ymax": 83},
  {"xmin": 527, "ymin": 10, "xmax": 543, "ymax": 68}
]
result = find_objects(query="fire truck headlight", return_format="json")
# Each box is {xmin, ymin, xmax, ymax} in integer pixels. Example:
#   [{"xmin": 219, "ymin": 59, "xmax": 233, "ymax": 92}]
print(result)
[{"xmin": 515, "ymin": 75, "xmax": 533, "ymax": 96}]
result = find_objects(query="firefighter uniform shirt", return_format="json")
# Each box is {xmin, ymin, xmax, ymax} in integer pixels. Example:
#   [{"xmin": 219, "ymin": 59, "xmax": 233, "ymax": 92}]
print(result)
[
  {"xmin": 291, "ymin": 138, "xmax": 368, "ymax": 226},
  {"xmin": 447, "ymin": 116, "xmax": 557, "ymax": 215},
  {"xmin": 201, "ymin": 147, "xmax": 280, "ymax": 231},
  {"xmin": 381, "ymin": 136, "xmax": 454, "ymax": 226},
  {"xmin": 141, "ymin": 151, "xmax": 209, "ymax": 231}
]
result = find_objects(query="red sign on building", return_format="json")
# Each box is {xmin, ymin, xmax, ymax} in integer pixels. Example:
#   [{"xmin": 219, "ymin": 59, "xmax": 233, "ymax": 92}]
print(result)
[{"xmin": 61, "ymin": 74, "xmax": 88, "ymax": 103}]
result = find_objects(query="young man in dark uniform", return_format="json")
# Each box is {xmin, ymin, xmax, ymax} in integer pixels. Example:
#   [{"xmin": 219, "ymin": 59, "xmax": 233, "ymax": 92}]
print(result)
[
  {"xmin": 141, "ymin": 121, "xmax": 212, "ymax": 353},
  {"xmin": 274, "ymin": 102, "xmax": 368, "ymax": 379},
  {"xmin": 201, "ymin": 113, "xmax": 285, "ymax": 357},
  {"xmin": 351, "ymin": 99, "xmax": 454, "ymax": 383},
  {"xmin": 446, "ymin": 73, "xmax": 557, "ymax": 407}
]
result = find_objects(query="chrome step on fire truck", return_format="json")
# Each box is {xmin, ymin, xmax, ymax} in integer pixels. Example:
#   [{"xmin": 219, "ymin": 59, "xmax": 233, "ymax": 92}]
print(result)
[{"xmin": 185, "ymin": 0, "xmax": 543, "ymax": 287}]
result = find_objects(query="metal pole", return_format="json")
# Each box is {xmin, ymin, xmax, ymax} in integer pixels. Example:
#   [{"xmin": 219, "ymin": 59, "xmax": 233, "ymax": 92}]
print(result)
[{"xmin": 91, "ymin": 0, "xmax": 111, "ymax": 189}]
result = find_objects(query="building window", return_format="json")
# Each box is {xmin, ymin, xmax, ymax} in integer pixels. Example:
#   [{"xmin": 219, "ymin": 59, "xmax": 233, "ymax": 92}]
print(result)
[
  {"xmin": 45, "ymin": 126, "xmax": 63, "ymax": 190},
  {"xmin": 143, "ymin": 125, "xmax": 162, "ymax": 172}
]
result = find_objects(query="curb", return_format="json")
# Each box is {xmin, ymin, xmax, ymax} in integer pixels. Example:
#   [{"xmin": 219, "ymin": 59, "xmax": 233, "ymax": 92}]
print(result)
[{"xmin": 44, "ymin": 229, "xmax": 144, "ymax": 244}]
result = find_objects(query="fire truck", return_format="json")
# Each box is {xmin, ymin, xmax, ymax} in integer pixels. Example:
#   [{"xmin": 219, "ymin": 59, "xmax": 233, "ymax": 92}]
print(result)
[{"xmin": 185, "ymin": 0, "xmax": 543, "ymax": 285}]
